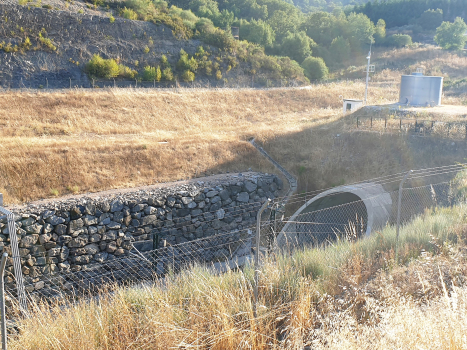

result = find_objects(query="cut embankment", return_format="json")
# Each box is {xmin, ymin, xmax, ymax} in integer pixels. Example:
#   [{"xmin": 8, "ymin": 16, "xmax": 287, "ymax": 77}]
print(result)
[{"xmin": 1, "ymin": 85, "xmax": 465, "ymax": 205}]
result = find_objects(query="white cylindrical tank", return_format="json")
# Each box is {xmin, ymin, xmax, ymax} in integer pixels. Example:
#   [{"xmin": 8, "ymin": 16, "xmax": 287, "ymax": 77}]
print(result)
[{"xmin": 399, "ymin": 73, "xmax": 443, "ymax": 106}]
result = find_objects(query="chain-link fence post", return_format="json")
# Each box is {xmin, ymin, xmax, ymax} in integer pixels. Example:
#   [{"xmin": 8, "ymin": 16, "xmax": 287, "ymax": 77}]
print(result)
[
  {"xmin": 0, "ymin": 194, "xmax": 27, "ymax": 316},
  {"xmin": 395, "ymin": 170, "xmax": 413, "ymax": 263},
  {"xmin": 254, "ymin": 199, "xmax": 270, "ymax": 318},
  {"xmin": 0, "ymin": 252, "xmax": 7, "ymax": 350}
]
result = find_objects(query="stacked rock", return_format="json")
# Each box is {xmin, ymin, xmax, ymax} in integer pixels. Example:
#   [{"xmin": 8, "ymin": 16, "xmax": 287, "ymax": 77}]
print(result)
[{"xmin": 0, "ymin": 173, "xmax": 282, "ymax": 297}]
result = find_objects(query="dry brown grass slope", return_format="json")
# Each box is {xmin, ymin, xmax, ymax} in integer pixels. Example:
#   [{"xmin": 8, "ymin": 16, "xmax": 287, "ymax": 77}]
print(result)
[
  {"xmin": 1, "ymin": 77, "xmax": 466, "ymax": 205},
  {"xmin": 0, "ymin": 82, "xmax": 399, "ymax": 204}
]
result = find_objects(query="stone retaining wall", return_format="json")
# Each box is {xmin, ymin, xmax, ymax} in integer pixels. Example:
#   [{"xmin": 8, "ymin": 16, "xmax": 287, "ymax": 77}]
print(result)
[{"xmin": 0, "ymin": 173, "xmax": 282, "ymax": 293}]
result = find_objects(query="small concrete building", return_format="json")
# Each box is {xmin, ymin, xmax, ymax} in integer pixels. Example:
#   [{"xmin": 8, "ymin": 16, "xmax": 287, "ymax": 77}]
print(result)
[{"xmin": 343, "ymin": 99, "xmax": 363, "ymax": 114}]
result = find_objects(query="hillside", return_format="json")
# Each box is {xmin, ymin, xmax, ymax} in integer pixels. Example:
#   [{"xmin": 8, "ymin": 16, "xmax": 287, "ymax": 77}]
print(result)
[{"xmin": 0, "ymin": 3, "xmax": 307, "ymax": 88}]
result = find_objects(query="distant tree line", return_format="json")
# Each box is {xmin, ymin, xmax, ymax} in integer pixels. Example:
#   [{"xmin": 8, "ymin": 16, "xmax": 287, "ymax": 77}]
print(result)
[{"xmin": 352, "ymin": 0, "xmax": 467, "ymax": 28}]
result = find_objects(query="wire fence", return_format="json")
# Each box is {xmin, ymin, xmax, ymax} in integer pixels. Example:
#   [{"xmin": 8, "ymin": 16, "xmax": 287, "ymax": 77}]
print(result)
[
  {"xmin": 1, "ymin": 164, "xmax": 467, "ymax": 346},
  {"xmin": 4, "ymin": 76, "xmax": 304, "ymax": 91},
  {"xmin": 349, "ymin": 105, "xmax": 467, "ymax": 140}
]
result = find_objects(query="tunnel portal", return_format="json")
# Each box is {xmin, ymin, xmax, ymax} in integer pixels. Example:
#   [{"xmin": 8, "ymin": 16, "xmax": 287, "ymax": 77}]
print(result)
[{"xmin": 276, "ymin": 183, "xmax": 392, "ymax": 250}]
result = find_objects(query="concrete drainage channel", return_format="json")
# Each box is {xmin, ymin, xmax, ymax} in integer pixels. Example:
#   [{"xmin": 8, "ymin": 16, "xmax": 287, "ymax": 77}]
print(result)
[{"xmin": 249, "ymin": 138, "xmax": 298, "ymax": 206}]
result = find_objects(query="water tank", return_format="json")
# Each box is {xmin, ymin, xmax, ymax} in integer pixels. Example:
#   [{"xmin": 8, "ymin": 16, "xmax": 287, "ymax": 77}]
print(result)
[{"xmin": 399, "ymin": 73, "xmax": 443, "ymax": 106}]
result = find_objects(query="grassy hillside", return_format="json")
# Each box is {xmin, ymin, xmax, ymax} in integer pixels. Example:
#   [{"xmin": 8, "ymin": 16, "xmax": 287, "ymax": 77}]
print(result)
[
  {"xmin": 1, "ymin": 68, "xmax": 466, "ymax": 205},
  {"xmin": 8, "ymin": 201, "xmax": 467, "ymax": 348}
]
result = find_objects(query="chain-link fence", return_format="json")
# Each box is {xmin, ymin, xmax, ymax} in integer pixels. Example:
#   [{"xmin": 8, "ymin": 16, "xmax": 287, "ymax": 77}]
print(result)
[{"xmin": 2, "ymin": 164, "xmax": 467, "ymax": 347}]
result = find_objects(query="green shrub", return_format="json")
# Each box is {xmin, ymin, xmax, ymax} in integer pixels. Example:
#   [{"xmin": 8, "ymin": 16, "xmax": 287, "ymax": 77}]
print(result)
[
  {"xmin": 301, "ymin": 56, "xmax": 328, "ymax": 81},
  {"xmin": 38, "ymin": 33, "xmax": 56, "ymax": 51},
  {"xmin": 143, "ymin": 46, "xmax": 150, "ymax": 54},
  {"xmin": 161, "ymin": 54, "xmax": 169, "ymax": 68},
  {"xmin": 385, "ymin": 34, "xmax": 413, "ymax": 48},
  {"xmin": 121, "ymin": 7, "xmax": 138, "ymax": 20},
  {"xmin": 176, "ymin": 49, "xmax": 198, "ymax": 72},
  {"xmin": 181, "ymin": 70, "xmax": 195, "ymax": 82},
  {"xmin": 215, "ymin": 70, "xmax": 222, "ymax": 80},
  {"xmin": 142, "ymin": 65, "xmax": 161, "ymax": 81},
  {"xmin": 109, "ymin": 15, "xmax": 115, "ymax": 23},
  {"xmin": 118, "ymin": 64, "xmax": 137, "ymax": 79},
  {"xmin": 85, "ymin": 54, "xmax": 120, "ymax": 78},
  {"xmin": 162, "ymin": 67, "xmax": 173, "ymax": 81}
]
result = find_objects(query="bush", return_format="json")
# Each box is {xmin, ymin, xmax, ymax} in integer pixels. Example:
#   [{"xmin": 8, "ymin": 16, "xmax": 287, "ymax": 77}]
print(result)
[
  {"xmin": 215, "ymin": 70, "xmax": 222, "ymax": 80},
  {"xmin": 121, "ymin": 7, "xmax": 138, "ymax": 20},
  {"xmin": 301, "ymin": 56, "xmax": 328, "ymax": 81},
  {"xmin": 161, "ymin": 55, "xmax": 169, "ymax": 68},
  {"xmin": 435, "ymin": 17, "xmax": 467, "ymax": 50},
  {"xmin": 109, "ymin": 15, "xmax": 115, "ymax": 23},
  {"xmin": 118, "ymin": 65, "xmax": 137, "ymax": 79},
  {"xmin": 38, "ymin": 33, "xmax": 56, "ymax": 51},
  {"xmin": 176, "ymin": 49, "xmax": 198, "ymax": 72},
  {"xmin": 142, "ymin": 65, "xmax": 161, "ymax": 81},
  {"xmin": 181, "ymin": 70, "xmax": 195, "ymax": 82},
  {"xmin": 385, "ymin": 34, "xmax": 413, "ymax": 48},
  {"xmin": 85, "ymin": 54, "xmax": 120, "ymax": 78},
  {"xmin": 278, "ymin": 57, "xmax": 306, "ymax": 80},
  {"xmin": 162, "ymin": 67, "xmax": 173, "ymax": 81}
]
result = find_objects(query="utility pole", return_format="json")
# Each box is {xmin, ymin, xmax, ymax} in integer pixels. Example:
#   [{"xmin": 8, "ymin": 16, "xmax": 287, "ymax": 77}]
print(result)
[{"xmin": 364, "ymin": 42, "xmax": 372, "ymax": 105}]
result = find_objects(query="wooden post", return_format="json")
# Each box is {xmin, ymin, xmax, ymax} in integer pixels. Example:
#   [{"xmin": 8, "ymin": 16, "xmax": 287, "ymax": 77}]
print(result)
[{"xmin": 385, "ymin": 117, "xmax": 387, "ymax": 129}]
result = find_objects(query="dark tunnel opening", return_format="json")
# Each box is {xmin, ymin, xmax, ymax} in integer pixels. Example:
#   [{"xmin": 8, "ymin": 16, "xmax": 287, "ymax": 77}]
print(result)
[{"xmin": 293, "ymin": 192, "xmax": 368, "ymax": 246}]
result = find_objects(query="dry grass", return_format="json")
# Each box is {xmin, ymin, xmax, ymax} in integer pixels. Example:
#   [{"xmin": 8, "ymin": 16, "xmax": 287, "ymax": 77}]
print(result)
[
  {"xmin": 8, "ymin": 202, "xmax": 467, "ymax": 349},
  {"xmin": 0, "ymin": 82, "xmax": 400, "ymax": 204}
]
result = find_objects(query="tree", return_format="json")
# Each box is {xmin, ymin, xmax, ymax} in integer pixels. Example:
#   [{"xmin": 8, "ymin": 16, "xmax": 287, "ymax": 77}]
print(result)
[
  {"xmin": 374, "ymin": 19, "xmax": 386, "ymax": 44},
  {"xmin": 280, "ymin": 31, "xmax": 315, "ymax": 63},
  {"xmin": 239, "ymin": 19, "xmax": 275, "ymax": 46},
  {"xmin": 345, "ymin": 12, "xmax": 376, "ymax": 51},
  {"xmin": 434, "ymin": 17, "xmax": 467, "ymax": 50},
  {"xmin": 301, "ymin": 56, "xmax": 328, "ymax": 81},
  {"xmin": 418, "ymin": 9, "xmax": 443, "ymax": 31},
  {"xmin": 142, "ymin": 65, "xmax": 161, "ymax": 81},
  {"xmin": 181, "ymin": 70, "xmax": 196, "ymax": 82},
  {"xmin": 329, "ymin": 36, "xmax": 350, "ymax": 66}
]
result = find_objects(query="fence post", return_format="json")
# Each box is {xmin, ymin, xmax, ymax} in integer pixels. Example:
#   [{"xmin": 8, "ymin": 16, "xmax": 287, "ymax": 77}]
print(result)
[
  {"xmin": 385, "ymin": 117, "xmax": 387, "ymax": 129},
  {"xmin": 370, "ymin": 117, "xmax": 373, "ymax": 128},
  {"xmin": 356, "ymin": 117, "xmax": 359, "ymax": 128},
  {"xmin": 46, "ymin": 78, "xmax": 48, "ymax": 90},
  {"xmin": 395, "ymin": 170, "xmax": 413, "ymax": 264},
  {"xmin": 0, "ymin": 252, "xmax": 7, "ymax": 350},
  {"xmin": 400, "ymin": 118, "xmax": 402, "ymax": 130},
  {"xmin": 0, "ymin": 195, "xmax": 27, "ymax": 317},
  {"xmin": 254, "ymin": 199, "xmax": 270, "ymax": 318}
]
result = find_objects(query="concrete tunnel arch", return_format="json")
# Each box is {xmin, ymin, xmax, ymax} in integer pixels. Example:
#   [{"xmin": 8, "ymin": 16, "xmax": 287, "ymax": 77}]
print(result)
[{"xmin": 275, "ymin": 183, "xmax": 393, "ymax": 249}]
